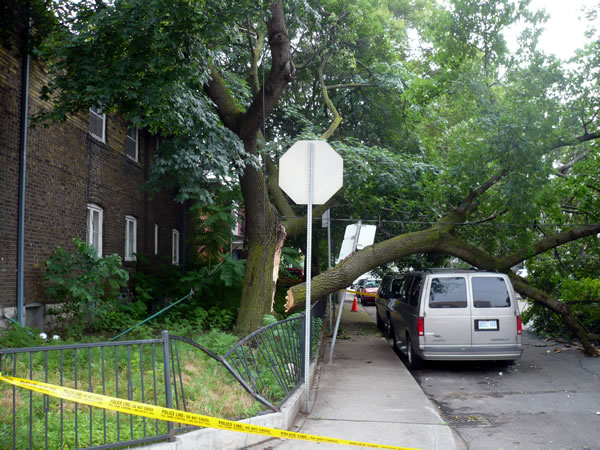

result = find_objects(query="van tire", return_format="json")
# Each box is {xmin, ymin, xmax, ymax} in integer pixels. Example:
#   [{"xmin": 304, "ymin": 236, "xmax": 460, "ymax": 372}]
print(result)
[
  {"xmin": 389, "ymin": 322, "xmax": 398, "ymax": 351},
  {"xmin": 406, "ymin": 335, "xmax": 424, "ymax": 370},
  {"xmin": 376, "ymin": 311, "xmax": 384, "ymax": 331}
]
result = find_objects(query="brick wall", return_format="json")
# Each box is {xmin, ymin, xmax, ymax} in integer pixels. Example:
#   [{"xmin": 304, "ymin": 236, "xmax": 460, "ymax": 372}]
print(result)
[{"xmin": 0, "ymin": 43, "xmax": 189, "ymax": 320}]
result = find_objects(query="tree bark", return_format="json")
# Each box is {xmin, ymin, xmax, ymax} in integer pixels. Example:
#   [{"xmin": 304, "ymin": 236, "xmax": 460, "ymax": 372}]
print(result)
[{"xmin": 222, "ymin": 1, "xmax": 294, "ymax": 335}]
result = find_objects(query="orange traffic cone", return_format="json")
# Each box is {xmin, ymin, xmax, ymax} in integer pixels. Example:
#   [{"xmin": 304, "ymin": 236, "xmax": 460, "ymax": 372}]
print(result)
[{"xmin": 351, "ymin": 297, "xmax": 359, "ymax": 312}]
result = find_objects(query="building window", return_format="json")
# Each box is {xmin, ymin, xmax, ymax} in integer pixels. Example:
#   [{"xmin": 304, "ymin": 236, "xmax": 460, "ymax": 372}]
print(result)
[
  {"xmin": 125, "ymin": 216, "xmax": 137, "ymax": 261},
  {"xmin": 89, "ymin": 106, "xmax": 106, "ymax": 142},
  {"xmin": 172, "ymin": 229, "xmax": 180, "ymax": 265},
  {"xmin": 86, "ymin": 203, "xmax": 103, "ymax": 257},
  {"xmin": 154, "ymin": 224, "xmax": 159, "ymax": 255},
  {"xmin": 126, "ymin": 126, "xmax": 138, "ymax": 161}
]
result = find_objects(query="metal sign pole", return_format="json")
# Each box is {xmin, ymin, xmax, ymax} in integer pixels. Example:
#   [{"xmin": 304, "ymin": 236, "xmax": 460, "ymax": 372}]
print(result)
[
  {"xmin": 327, "ymin": 219, "xmax": 332, "ymax": 331},
  {"xmin": 323, "ymin": 209, "xmax": 333, "ymax": 332},
  {"xmin": 328, "ymin": 221, "xmax": 362, "ymax": 364},
  {"xmin": 303, "ymin": 142, "xmax": 314, "ymax": 413}
]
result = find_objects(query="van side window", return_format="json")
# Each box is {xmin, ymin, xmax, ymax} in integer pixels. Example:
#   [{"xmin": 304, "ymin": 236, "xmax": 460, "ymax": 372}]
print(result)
[
  {"xmin": 391, "ymin": 278, "xmax": 404, "ymax": 297},
  {"xmin": 380, "ymin": 277, "xmax": 391, "ymax": 298},
  {"xmin": 472, "ymin": 277, "xmax": 511, "ymax": 308},
  {"xmin": 407, "ymin": 277, "xmax": 422, "ymax": 306},
  {"xmin": 429, "ymin": 277, "xmax": 467, "ymax": 308},
  {"xmin": 400, "ymin": 276, "xmax": 414, "ymax": 304}
]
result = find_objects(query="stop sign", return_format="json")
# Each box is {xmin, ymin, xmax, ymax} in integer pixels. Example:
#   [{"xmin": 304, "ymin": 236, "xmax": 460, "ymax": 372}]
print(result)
[{"xmin": 278, "ymin": 140, "xmax": 343, "ymax": 205}]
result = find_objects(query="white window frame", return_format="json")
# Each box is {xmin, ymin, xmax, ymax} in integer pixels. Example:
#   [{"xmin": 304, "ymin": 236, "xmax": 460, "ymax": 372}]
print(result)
[
  {"xmin": 172, "ymin": 229, "xmax": 180, "ymax": 265},
  {"xmin": 125, "ymin": 215, "xmax": 137, "ymax": 261},
  {"xmin": 86, "ymin": 203, "xmax": 103, "ymax": 258},
  {"xmin": 154, "ymin": 224, "xmax": 159, "ymax": 255},
  {"xmin": 126, "ymin": 126, "xmax": 139, "ymax": 162},
  {"xmin": 89, "ymin": 106, "xmax": 106, "ymax": 142}
]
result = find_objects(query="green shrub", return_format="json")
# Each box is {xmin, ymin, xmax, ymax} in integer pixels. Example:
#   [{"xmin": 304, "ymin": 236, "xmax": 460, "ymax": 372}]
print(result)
[{"xmin": 44, "ymin": 238, "xmax": 130, "ymax": 336}]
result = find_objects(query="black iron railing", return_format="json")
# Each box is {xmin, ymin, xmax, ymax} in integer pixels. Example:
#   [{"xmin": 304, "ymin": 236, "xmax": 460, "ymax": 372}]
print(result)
[{"xmin": 0, "ymin": 298, "xmax": 325, "ymax": 449}]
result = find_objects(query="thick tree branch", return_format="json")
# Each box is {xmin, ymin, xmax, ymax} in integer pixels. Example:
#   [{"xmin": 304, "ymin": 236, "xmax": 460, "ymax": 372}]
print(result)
[
  {"xmin": 549, "ymin": 131, "xmax": 600, "ymax": 152},
  {"xmin": 247, "ymin": 19, "xmax": 265, "ymax": 96},
  {"xmin": 265, "ymin": 155, "xmax": 294, "ymax": 218},
  {"xmin": 318, "ymin": 55, "xmax": 342, "ymax": 140},
  {"xmin": 286, "ymin": 228, "xmax": 444, "ymax": 310},
  {"xmin": 510, "ymin": 277, "xmax": 599, "ymax": 355},
  {"xmin": 556, "ymin": 148, "xmax": 592, "ymax": 175},
  {"xmin": 438, "ymin": 170, "xmax": 507, "ymax": 227},
  {"xmin": 205, "ymin": 66, "xmax": 243, "ymax": 133},
  {"xmin": 502, "ymin": 223, "xmax": 600, "ymax": 269},
  {"xmin": 239, "ymin": 1, "xmax": 295, "ymax": 141},
  {"xmin": 436, "ymin": 233, "xmax": 599, "ymax": 355}
]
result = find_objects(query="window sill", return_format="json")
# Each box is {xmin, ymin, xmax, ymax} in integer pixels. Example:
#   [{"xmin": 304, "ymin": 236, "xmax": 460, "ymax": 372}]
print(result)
[
  {"xmin": 125, "ymin": 155, "xmax": 142, "ymax": 169},
  {"xmin": 87, "ymin": 133, "xmax": 107, "ymax": 147}
]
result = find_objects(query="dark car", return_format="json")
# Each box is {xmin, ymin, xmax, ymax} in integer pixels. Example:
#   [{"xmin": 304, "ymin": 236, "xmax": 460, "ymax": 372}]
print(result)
[{"xmin": 375, "ymin": 274, "xmax": 405, "ymax": 336}]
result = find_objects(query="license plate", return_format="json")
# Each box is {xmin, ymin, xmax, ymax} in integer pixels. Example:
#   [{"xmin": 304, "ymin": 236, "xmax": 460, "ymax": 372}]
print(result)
[{"xmin": 476, "ymin": 320, "xmax": 498, "ymax": 331}]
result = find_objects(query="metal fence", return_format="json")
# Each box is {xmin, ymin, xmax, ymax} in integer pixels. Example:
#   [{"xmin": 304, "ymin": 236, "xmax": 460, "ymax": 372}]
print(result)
[{"xmin": 0, "ymin": 298, "xmax": 325, "ymax": 449}]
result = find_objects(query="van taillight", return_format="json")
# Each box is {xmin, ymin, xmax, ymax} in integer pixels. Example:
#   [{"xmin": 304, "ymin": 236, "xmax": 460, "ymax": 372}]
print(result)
[
  {"xmin": 418, "ymin": 317, "xmax": 424, "ymax": 336},
  {"xmin": 516, "ymin": 315, "xmax": 522, "ymax": 335}
]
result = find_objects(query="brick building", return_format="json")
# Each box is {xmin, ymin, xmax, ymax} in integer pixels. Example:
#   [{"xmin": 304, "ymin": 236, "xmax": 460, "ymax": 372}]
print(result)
[{"xmin": 0, "ymin": 41, "xmax": 190, "ymax": 329}]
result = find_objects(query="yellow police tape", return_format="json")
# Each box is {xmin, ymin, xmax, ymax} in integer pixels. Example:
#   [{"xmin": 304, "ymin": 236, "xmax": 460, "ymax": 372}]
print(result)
[
  {"xmin": 347, "ymin": 289, "xmax": 378, "ymax": 298},
  {"xmin": 0, "ymin": 373, "xmax": 419, "ymax": 449}
]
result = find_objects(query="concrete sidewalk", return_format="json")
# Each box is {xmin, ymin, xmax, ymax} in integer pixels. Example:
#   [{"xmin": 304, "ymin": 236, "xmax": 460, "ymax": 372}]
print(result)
[{"xmin": 249, "ymin": 297, "xmax": 459, "ymax": 450}]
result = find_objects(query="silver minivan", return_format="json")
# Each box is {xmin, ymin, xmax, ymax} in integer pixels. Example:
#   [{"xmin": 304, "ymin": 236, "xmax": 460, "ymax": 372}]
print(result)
[{"xmin": 389, "ymin": 269, "xmax": 523, "ymax": 369}]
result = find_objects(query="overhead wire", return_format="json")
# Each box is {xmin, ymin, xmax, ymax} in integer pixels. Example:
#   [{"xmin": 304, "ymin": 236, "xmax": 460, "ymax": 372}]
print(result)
[{"xmin": 279, "ymin": 215, "xmax": 599, "ymax": 229}]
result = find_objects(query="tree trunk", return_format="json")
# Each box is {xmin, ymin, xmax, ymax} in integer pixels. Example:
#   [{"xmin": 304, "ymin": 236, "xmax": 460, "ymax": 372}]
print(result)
[
  {"xmin": 234, "ymin": 137, "xmax": 286, "ymax": 336},
  {"xmin": 204, "ymin": 2, "xmax": 295, "ymax": 336}
]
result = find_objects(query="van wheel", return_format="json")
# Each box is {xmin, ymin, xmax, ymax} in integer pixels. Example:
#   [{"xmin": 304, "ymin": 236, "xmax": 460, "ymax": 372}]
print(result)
[
  {"xmin": 406, "ymin": 336, "xmax": 424, "ymax": 370},
  {"xmin": 376, "ymin": 311, "xmax": 383, "ymax": 331},
  {"xmin": 384, "ymin": 316, "xmax": 392, "ymax": 338},
  {"xmin": 389, "ymin": 322, "xmax": 398, "ymax": 350}
]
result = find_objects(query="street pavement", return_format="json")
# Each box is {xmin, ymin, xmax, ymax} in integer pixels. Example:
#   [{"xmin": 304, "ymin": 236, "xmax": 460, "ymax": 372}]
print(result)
[
  {"xmin": 250, "ymin": 293, "xmax": 460, "ymax": 450},
  {"xmin": 411, "ymin": 330, "xmax": 600, "ymax": 449}
]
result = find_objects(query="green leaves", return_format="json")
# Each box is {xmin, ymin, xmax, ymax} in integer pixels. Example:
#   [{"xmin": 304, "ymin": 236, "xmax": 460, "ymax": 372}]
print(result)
[{"xmin": 44, "ymin": 238, "xmax": 129, "ymax": 336}]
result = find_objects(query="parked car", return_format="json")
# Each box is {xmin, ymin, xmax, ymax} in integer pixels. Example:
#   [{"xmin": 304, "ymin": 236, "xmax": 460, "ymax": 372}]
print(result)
[
  {"xmin": 359, "ymin": 279, "xmax": 380, "ymax": 305},
  {"xmin": 375, "ymin": 273, "xmax": 405, "ymax": 336},
  {"xmin": 389, "ymin": 269, "xmax": 523, "ymax": 369}
]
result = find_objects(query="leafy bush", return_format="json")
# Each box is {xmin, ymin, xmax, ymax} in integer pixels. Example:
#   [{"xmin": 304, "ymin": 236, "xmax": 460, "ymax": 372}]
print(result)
[
  {"xmin": 44, "ymin": 238, "xmax": 130, "ymax": 336},
  {"xmin": 0, "ymin": 323, "xmax": 39, "ymax": 348}
]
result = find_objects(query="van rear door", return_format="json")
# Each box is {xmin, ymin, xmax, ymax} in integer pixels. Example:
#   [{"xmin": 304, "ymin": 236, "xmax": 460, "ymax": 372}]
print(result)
[
  {"xmin": 424, "ymin": 275, "xmax": 471, "ymax": 346},
  {"xmin": 469, "ymin": 275, "xmax": 518, "ymax": 347}
]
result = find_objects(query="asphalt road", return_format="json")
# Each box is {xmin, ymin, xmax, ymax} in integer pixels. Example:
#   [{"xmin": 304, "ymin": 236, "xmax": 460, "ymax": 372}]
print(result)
[{"xmin": 360, "ymin": 302, "xmax": 600, "ymax": 450}]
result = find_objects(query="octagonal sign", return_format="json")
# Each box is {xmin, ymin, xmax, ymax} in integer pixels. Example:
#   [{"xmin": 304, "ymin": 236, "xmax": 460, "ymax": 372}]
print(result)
[{"xmin": 278, "ymin": 140, "xmax": 343, "ymax": 205}]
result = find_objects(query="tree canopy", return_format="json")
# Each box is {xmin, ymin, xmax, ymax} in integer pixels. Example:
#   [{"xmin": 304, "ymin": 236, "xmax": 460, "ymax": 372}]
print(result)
[{"xmin": 13, "ymin": 0, "xmax": 600, "ymax": 349}]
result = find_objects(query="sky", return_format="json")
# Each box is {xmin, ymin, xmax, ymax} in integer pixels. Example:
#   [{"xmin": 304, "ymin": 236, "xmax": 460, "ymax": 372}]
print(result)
[{"xmin": 517, "ymin": 0, "xmax": 599, "ymax": 59}]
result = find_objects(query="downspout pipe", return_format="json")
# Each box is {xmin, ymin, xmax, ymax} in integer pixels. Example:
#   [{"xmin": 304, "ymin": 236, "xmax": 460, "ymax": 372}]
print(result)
[{"xmin": 17, "ymin": 15, "xmax": 31, "ymax": 326}]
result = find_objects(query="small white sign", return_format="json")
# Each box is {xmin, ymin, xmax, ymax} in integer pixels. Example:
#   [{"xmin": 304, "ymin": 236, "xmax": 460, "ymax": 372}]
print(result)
[{"xmin": 337, "ymin": 223, "xmax": 377, "ymax": 262}]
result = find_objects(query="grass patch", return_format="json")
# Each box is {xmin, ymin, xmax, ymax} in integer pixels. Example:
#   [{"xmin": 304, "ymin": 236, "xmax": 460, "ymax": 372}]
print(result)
[{"xmin": 0, "ymin": 331, "xmax": 266, "ymax": 449}]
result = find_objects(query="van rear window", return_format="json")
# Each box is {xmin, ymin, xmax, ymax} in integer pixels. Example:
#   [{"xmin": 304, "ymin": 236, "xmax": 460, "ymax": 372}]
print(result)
[
  {"xmin": 472, "ymin": 277, "xmax": 511, "ymax": 308},
  {"xmin": 429, "ymin": 277, "xmax": 467, "ymax": 308}
]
